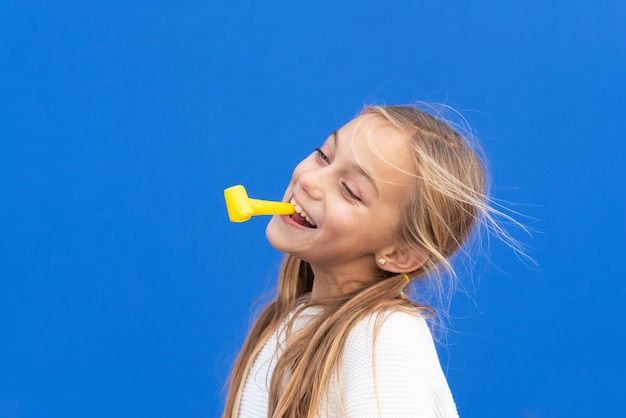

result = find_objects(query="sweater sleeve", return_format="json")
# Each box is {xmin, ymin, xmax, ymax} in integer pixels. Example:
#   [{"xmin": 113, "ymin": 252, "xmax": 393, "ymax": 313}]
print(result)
[{"xmin": 332, "ymin": 311, "xmax": 459, "ymax": 418}]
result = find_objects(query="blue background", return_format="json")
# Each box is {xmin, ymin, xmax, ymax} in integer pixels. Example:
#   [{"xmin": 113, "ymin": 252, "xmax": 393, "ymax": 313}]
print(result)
[{"xmin": 2, "ymin": 1, "xmax": 624, "ymax": 417}]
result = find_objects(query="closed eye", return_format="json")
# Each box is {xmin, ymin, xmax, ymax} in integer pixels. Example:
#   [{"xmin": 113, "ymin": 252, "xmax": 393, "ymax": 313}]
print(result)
[
  {"xmin": 315, "ymin": 147, "xmax": 362, "ymax": 202},
  {"xmin": 342, "ymin": 182, "xmax": 362, "ymax": 201},
  {"xmin": 315, "ymin": 147, "xmax": 331, "ymax": 164}
]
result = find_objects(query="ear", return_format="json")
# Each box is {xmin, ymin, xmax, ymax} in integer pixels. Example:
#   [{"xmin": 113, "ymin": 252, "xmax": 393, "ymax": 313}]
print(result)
[{"xmin": 377, "ymin": 246, "xmax": 427, "ymax": 274}]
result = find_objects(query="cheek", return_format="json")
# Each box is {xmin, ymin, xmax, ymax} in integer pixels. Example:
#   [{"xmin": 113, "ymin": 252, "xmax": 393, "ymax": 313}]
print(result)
[
  {"xmin": 357, "ymin": 203, "xmax": 403, "ymax": 240},
  {"xmin": 325, "ymin": 204, "xmax": 365, "ymax": 233}
]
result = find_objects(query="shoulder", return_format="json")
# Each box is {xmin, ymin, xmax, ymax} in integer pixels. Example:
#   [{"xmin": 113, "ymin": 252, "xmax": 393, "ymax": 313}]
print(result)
[
  {"xmin": 333, "ymin": 309, "xmax": 458, "ymax": 417},
  {"xmin": 346, "ymin": 309, "xmax": 437, "ymax": 358}
]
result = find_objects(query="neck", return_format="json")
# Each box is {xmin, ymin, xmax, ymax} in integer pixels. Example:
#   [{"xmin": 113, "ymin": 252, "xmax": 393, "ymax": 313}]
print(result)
[{"xmin": 309, "ymin": 264, "xmax": 379, "ymax": 300}]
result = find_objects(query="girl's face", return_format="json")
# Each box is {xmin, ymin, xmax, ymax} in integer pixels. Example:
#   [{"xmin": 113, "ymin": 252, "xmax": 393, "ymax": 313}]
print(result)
[{"xmin": 266, "ymin": 115, "xmax": 416, "ymax": 281}]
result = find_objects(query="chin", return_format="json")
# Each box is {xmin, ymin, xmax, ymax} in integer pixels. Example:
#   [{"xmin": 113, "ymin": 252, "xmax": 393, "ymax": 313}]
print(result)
[
  {"xmin": 265, "ymin": 216, "xmax": 285, "ymax": 251},
  {"xmin": 266, "ymin": 216, "xmax": 309, "ymax": 259}
]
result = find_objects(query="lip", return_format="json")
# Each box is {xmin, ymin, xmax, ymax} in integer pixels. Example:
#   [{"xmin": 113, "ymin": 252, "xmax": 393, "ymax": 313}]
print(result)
[
  {"xmin": 282, "ymin": 193, "xmax": 317, "ymax": 229},
  {"xmin": 280, "ymin": 212, "xmax": 308, "ymax": 229}
]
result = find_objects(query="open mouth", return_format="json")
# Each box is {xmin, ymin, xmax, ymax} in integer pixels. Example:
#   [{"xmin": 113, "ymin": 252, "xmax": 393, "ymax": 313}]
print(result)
[{"xmin": 290, "ymin": 198, "xmax": 317, "ymax": 228}]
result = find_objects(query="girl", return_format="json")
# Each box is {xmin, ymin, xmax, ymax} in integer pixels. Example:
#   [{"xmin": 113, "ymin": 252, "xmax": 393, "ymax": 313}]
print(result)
[{"xmin": 223, "ymin": 104, "xmax": 500, "ymax": 417}]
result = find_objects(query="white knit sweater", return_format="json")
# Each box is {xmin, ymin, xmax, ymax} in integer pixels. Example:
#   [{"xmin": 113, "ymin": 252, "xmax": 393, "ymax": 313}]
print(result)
[{"xmin": 238, "ymin": 308, "xmax": 459, "ymax": 417}]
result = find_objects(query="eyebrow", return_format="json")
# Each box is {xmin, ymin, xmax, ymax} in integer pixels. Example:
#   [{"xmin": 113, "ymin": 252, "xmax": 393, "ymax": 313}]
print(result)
[{"xmin": 333, "ymin": 131, "xmax": 379, "ymax": 196}]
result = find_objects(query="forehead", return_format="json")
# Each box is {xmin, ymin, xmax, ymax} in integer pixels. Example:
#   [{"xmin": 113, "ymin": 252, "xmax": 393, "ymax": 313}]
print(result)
[{"xmin": 337, "ymin": 115, "xmax": 416, "ymax": 186}]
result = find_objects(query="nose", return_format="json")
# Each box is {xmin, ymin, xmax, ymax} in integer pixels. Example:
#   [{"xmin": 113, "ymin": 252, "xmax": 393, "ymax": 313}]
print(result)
[{"xmin": 298, "ymin": 164, "xmax": 325, "ymax": 201}]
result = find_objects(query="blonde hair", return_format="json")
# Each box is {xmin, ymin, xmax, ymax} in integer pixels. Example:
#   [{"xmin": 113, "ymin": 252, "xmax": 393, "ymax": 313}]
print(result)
[{"xmin": 223, "ymin": 104, "xmax": 513, "ymax": 417}]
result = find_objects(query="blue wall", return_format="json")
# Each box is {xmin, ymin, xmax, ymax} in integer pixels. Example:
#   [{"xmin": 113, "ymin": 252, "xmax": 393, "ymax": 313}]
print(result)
[{"xmin": 1, "ymin": 1, "xmax": 624, "ymax": 416}]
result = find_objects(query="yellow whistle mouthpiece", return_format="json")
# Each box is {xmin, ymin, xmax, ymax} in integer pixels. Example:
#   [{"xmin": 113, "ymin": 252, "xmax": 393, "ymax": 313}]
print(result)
[{"xmin": 224, "ymin": 185, "xmax": 295, "ymax": 223}]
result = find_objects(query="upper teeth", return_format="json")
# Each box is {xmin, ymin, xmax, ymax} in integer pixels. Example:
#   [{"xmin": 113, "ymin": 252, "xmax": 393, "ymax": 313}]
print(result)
[{"xmin": 291, "ymin": 198, "xmax": 316, "ymax": 226}]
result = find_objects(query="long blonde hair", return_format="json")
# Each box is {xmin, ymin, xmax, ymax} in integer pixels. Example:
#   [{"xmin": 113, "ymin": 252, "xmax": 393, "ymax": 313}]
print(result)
[{"xmin": 223, "ymin": 104, "xmax": 508, "ymax": 417}]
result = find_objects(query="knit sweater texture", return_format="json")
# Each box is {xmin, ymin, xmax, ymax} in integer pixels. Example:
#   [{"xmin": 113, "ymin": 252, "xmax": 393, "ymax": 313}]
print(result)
[{"xmin": 237, "ymin": 307, "xmax": 459, "ymax": 417}]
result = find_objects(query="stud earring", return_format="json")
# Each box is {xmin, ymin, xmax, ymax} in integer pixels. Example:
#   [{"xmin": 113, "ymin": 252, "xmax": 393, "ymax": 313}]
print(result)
[{"xmin": 377, "ymin": 258, "xmax": 386, "ymax": 266}]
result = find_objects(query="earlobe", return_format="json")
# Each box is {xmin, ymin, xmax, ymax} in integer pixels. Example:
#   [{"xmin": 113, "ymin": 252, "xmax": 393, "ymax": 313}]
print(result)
[{"xmin": 376, "ymin": 246, "xmax": 427, "ymax": 273}]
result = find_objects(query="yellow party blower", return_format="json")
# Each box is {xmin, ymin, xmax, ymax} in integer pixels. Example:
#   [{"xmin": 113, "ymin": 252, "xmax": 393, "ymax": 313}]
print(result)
[{"xmin": 224, "ymin": 185, "xmax": 295, "ymax": 223}]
